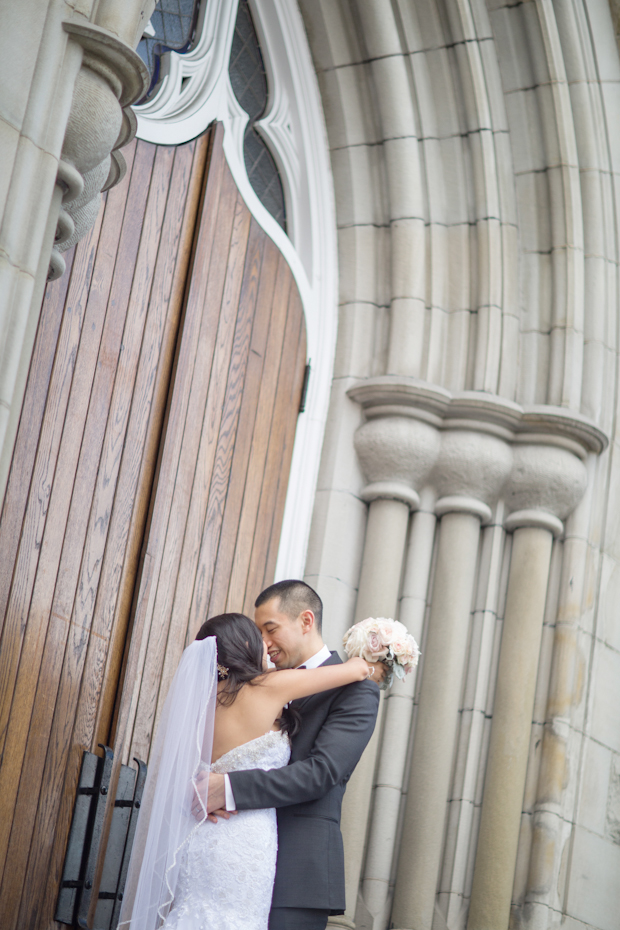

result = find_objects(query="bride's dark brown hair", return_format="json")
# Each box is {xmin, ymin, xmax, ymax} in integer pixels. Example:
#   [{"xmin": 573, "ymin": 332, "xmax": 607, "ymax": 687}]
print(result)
[{"xmin": 195, "ymin": 612, "xmax": 300, "ymax": 736}]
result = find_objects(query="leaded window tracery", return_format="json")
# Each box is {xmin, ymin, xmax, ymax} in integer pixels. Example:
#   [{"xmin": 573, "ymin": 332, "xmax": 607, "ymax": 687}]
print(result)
[
  {"xmin": 137, "ymin": 0, "xmax": 286, "ymax": 231},
  {"xmin": 137, "ymin": 0, "xmax": 203, "ymax": 102},
  {"xmin": 229, "ymin": 0, "xmax": 286, "ymax": 230}
]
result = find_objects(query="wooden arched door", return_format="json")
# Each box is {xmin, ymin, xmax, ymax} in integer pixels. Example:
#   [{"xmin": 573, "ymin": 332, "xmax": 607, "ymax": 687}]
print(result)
[{"xmin": 0, "ymin": 123, "xmax": 306, "ymax": 929}]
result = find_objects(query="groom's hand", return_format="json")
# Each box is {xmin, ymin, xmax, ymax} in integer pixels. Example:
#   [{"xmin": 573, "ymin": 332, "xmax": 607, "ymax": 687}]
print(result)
[
  {"xmin": 206, "ymin": 773, "xmax": 227, "ymax": 814},
  {"xmin": 190, "ymin": 771, "xmax": 235, "ymax": 823}
]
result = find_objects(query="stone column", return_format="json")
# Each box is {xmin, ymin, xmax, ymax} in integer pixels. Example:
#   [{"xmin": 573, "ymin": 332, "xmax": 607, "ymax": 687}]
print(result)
[
  {"xmin": 390, "ymin": 505, "xmax": 485, "ymax": 930},
  {"xmin": 360, "ymin": 495, "xmax": 436, "ymax": 929},
  {"xmin": 391, "ymin": 430, "xmax": 512, "ymax": 930},
  {"xmin": 330, "ymin": 414, "xmax": 440, "ymax": 928},
  {"xmin": 524, "ymin": 485, "xmax": 592, "ymax": 921},
  {"xmin": 467, "ymin": 445, "xmax": 587, "ymax": 930},
  {"xmin": 336, "ymin": 495, "xmax": 411, "ymax": 930}
]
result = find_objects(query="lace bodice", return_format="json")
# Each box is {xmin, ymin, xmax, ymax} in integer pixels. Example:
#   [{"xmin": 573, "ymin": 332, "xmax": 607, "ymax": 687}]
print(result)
[
  {"xmin": 209, "ymin": 729, "xmax": 290, "ymax": 774},
  {"xmin": 161, "ymin": 730, "xmax": 290, "ymax": 930}
]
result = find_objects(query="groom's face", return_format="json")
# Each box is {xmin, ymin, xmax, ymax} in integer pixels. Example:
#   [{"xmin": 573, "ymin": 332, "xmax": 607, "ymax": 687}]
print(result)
[{"xmin": 254, "ymin": 598, "xmax": 306, "ymax": 669}]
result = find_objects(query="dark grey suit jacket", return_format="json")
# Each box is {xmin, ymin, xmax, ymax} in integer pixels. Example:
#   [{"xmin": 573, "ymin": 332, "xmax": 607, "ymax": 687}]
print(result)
[{"xmin": 228, "ymin": 652, "xmax": 380, "ymax": 913}]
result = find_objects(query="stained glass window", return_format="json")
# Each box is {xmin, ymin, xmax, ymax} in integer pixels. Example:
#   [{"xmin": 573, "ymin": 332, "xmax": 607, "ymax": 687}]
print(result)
[
  {"xmin": 137, "ymin": 0, "xmax": 202, "ymax": 103},
  {"xmin": 229, "ymin": 0, "xmax": 286, "ymax": 231}
]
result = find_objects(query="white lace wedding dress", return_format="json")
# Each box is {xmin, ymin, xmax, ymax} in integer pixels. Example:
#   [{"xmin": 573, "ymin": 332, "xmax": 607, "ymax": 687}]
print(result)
[{"xmin": 160, "ymin": 729, "xmax": 290, "ymax": 930}]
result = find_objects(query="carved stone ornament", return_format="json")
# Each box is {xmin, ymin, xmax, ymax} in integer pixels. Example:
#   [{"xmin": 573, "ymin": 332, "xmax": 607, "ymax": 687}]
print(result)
[
  {"xmin": 348, "ymin": 376, "xmax": 608, "ymax": 530},
  {"xmin": 49, "ymin": 22, "xmax": 149, "ymax": 281}
]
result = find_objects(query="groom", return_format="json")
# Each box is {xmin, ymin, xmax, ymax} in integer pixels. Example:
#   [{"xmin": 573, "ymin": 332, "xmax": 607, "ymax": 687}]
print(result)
[{"xmin": 206, "ymin": 579, "xmax": 380, "ymax": 930}]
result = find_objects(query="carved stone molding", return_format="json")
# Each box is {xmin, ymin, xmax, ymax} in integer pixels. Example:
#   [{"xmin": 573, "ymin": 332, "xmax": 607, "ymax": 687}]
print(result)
[
  {"xmin": 348, "ymin": 376, "xmax": 607, "ymax": 530},
  {"xmin": 49, "ymin": 21, "xmax": 149, "ymax": 280},
  {"xmin": 348, "ymin": 377, "xmax": 608, "ymax": 456}
]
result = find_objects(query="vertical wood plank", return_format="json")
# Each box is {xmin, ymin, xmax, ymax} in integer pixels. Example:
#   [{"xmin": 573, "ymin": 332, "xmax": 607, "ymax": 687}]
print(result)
[
  {"xmin": 16, "ymin": 145, "xmax": 178, "ymax": 928},
  {"xmin": 0, "ymin": 119, "xmax": 308, "ymax": 929},
  {"xmin": 0, "ymin": 245, "xmax": 75, "ymax": 641},
  {"xmin": 0, "ymin": 142, "xmax": 154, "ymax": 930},
  {"xmin": 0, "ymin": 233, "xmax": 93, "ymax": 766},
  {"xmin": 154, "ymin": 211, "xmax": 264, "ymax": 705},
  {"xmin": 38, "ymin": 138, "xmax": 212, "ymax": 927},
  {"xmin": 226, "ymin": 246, "xmax": 292, "ymax": 614},
  {"xmin": 114, "ymin": 130, "xmax": 227, "ymax": 764},
  {"xmin": 188, "ymin": 216, "xmax": 265, "ymax": 629},
  {"xmin": 126, "ymin": 153, "xmax": 249, "ymax": 765},
  {"xmin": 93, "ymin": 134, "xmax": 208, "ymax": 755},
  {"xmin": 207, "ymin": 235, "xmax": 281, "ymax": 616},
  {"xmin": 0, "ymin": 155, "xmax": 130, "ymax": 884},
  {"xmin": 113, "ymin": 129, "xmax": 231, "ymax": 767},
  {"xmin": 263, "ymin": 292, "xmax": 307, "ymax": 585},
  {"xmin": 245, "ymin": 282, "xmax": 305, "ymax": 601},
  {"xmin": 131, "ymin": 189, "xmax": 254, "ymax": 760}
]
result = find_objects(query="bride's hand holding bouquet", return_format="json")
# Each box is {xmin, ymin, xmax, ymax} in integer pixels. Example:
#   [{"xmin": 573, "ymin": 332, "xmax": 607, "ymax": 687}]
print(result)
[{"xmin": 343, "ymin": 617, "xmax": 420, "ymax": 690}]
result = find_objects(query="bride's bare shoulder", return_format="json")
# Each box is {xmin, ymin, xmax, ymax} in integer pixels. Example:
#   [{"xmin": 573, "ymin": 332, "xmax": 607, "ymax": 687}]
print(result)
[
  {"xmin": 256, "ymin": 669, "xmax": 296, "ymax": 686},
  {"xmin": 229, "ymin": 671, "xmax": 283, "ymax": 697}
]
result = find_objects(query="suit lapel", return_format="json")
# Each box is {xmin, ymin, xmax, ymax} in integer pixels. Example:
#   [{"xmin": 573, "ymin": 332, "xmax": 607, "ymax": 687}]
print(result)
[{"xmin": 292, "ymin": 651, "xmax": 342, "ymax": 713}]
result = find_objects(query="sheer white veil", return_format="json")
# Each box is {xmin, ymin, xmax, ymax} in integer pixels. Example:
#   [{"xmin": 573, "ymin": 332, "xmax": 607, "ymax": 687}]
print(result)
[{"xmin": 118, "ymin": 636, "xmax": 218, "ymax": 930}]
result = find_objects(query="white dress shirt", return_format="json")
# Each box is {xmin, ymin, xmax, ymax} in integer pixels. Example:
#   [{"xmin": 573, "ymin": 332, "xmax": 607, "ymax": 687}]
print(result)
[{"xmin": 223, "ymin": 644, "xmax": 333, "ymax": 810}]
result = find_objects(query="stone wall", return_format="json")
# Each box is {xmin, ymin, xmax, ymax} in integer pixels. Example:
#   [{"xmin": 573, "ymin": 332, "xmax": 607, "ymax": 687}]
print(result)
[
  {"xmin": 1, "ymin": 1, "xmax": 620, "ymax": 928},
  {"xmin": 299, "ymin": 1, "xmax": 620, "ymax": 928}
]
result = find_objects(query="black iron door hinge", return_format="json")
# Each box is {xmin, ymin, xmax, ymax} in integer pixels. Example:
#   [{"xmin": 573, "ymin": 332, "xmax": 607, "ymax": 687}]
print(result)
[
  {"xmin": 55, "ymin": 746, "xmax": 147, "ymax": 929},
  {"xmin": 299, "ymin": 362, "xmax": 311, "ymax": 413}
]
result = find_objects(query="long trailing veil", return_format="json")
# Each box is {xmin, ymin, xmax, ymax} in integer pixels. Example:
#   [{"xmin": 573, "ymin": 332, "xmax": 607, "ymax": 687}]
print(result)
[{"xmin": 118, "ymin": 636, "xmax": 218, "ymax": 930}]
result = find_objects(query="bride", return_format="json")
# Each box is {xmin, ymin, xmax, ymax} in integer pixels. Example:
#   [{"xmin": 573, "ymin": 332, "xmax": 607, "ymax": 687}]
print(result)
[{"xmin": 118, "ymin": 612, "xmax": 374, "ymax": 930}]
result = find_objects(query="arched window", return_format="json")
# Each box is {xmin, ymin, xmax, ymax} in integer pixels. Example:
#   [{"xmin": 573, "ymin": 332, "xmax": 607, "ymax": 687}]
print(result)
[
  {"xmin": 134, "ymin": 0, "xmax": 337, "ymax": 580},
  {"xmin": 139, "ymin": 0, "xmax": 286, "ymax": 230},
  {"xmin": 229, "ymin": 0, "xmax": 286, "ymax": 229}
]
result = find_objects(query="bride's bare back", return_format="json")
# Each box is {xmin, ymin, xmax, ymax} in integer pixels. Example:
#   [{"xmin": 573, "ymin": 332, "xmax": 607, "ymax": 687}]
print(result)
[{"xmin": 211, "ymin": 657, "xmax": 370, "ymax": 762}]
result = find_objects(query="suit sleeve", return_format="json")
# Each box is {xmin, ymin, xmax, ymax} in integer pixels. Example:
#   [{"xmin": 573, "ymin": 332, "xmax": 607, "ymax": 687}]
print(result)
[{"xmin": 228, "ymin": 680, "xmax": 379, "ymax": 810}]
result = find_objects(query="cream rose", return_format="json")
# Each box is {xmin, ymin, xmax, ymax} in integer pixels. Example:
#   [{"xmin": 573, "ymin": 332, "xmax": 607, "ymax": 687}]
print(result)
[
  {"xmin": 363, "ymin": 631, "xmax": 389, "ymax": 661},
  {"xmin": 343, "ymin": 624, "xmax": 367, "ymax": 657},
  {"xmin": 343, "ymin": 616, "xmax": 420, "ymax": 687}
]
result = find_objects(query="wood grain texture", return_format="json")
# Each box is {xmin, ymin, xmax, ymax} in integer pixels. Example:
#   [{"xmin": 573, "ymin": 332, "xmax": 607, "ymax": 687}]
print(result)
[
  {"xmin": 0, "ymin": 121, "xmax": 307, "ymax": 928},
  {"xmin": 97, "ymin": 133, "xmax": 210, "ymax": 755},
  {"xmin": 124, "ymin": 127, "xmax": 307, "ymax": 768},
  {"xmin": 245, "ymin": 282, "xmax": 306, "ymax": 600},
  {"xmin": 263, "ymin": 289, "xmax": 307, "ymax": 585},
  {"xmin": 209, "ymin": 232, "xmax": 280, "ymax": 616},
  {"xmin": 0, "ymin": 133, "xmax": 213, "ymax": 929}
]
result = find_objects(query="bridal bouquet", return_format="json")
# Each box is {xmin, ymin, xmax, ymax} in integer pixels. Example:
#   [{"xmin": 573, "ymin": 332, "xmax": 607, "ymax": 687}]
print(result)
[{"xmin": 343, "ymin": 617, "xmax": 420, "ymax": 690}]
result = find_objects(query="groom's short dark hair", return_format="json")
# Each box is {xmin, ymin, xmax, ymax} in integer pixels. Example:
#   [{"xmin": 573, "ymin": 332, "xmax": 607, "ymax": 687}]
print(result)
[{"xmin": 255, "ymin": 579, "xmax": 323, "ymax": 632}]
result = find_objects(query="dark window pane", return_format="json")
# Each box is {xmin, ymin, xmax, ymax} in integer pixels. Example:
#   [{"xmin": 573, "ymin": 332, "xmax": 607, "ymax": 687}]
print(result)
[
  {"xmin": 244, "ymin": 127, "xmax": 286, "ymax": 230},
  {"xmin": 137, "ymin": 0, "xmax": 203, "ymax": 103},
  {"xmin": 229, "ymin": 0, "xmax": 268, "ymax": 122},
  {"xmin": 230, "ymin": 1, "xmax": 286, "ymax": 232}
]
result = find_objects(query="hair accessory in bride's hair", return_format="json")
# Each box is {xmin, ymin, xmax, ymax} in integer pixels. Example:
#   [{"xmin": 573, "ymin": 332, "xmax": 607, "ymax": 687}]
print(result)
[{"xmin": 217, "ymin": 663, "xmax": 229, "ymax": 681}]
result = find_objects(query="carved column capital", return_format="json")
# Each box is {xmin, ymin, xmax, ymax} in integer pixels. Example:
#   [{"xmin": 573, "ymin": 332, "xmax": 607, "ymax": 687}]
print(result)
[
  {"xmin": 353, "ymin": 415, "xmax": 440, "ymax": 511},
  {"xmin": 348, "ymin": 377, "xmax": 607, "ymax": 529},
  {"xmin": 433, "ymin": 428, "xmax": 512, "ymax": 517},
  {"xmin": 503, "ymin": 442, "xmax": 588, "ymax": 535}
]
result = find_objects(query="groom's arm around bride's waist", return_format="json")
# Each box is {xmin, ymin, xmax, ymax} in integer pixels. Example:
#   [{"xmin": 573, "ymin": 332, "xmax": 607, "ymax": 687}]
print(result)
[{"xmin": 229, "ymin": 677, "xmax": 380, "ymax": 811}]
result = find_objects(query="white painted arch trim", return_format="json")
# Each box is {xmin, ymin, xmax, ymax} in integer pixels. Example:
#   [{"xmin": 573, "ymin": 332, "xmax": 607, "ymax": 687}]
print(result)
[{"xmin": 134, "ymin": 0, "xmax": 337, "ymax": 581}]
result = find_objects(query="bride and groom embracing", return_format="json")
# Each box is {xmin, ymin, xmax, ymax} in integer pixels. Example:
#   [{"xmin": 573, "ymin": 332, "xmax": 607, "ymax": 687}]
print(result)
[{"xmin": 119, "ymin": 579, "xmax": 383, "ymax": 930}]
